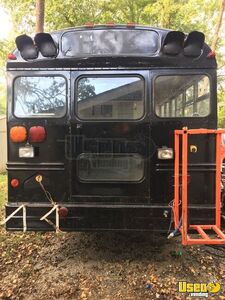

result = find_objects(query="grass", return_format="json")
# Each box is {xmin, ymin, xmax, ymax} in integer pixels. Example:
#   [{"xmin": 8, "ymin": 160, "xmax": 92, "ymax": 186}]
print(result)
[{"xmin": 0, "ymin": 172, "xmax": 7, "ymax": 210}]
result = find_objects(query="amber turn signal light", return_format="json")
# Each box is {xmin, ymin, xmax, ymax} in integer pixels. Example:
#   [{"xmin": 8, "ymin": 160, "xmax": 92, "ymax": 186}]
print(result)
[{"xmin": 10, "ymin": 126, "xmax": 27, "ymax": 143}]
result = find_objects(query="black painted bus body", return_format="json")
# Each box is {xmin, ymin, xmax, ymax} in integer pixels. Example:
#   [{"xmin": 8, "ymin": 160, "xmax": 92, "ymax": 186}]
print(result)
[{"xmin": 5, "ymin": 25, "xmax": 221, "ymax": 231}]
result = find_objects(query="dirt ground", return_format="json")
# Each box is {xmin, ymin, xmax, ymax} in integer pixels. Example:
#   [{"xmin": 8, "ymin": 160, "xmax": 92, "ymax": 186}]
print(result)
[
  {"xmin": 0, "ymin": 174, "xmax": 225, "ymax": 300},
  {"xmin": 0, "ymin": 230, "xmax": 225, "ymax": 300}
]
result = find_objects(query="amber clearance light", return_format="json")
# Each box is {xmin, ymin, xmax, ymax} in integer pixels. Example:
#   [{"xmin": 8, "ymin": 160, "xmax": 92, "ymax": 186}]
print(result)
[{"xmin": 10, "ymin": 126, "xmax": 27, "ymax": 143}]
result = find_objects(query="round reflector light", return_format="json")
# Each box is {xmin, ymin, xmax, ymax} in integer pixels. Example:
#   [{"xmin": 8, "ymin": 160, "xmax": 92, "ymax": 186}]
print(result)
[
  {"xmin": 58, "ymin": 207, "xmax": 68, "ymax": 219},
  {"xmin": 11, "ymin": 178, "xmax": 19, "ymax": 188},
  {"xmin": 29, "ymin": 126, "xmax": 46, "ymax": 142},
  {"xmin": 10, "ymin": 126, "xmax": 27, "ymax": 143}
]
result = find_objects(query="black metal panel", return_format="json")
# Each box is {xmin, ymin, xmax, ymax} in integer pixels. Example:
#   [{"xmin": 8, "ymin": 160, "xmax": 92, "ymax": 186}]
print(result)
[
  {"xmin": 5, "ymin": 203, "xmax": 215, "ymax": 232},
  {"xmin": 7, "ymin": 70, "xmax": 71, "ymax": 205},
  {"xmin": 7, "ymin": 25, "xmax": 216, "ymax": 69},
  {"xmin": 149, "ymin": 68, "xmax": 217, "ymax": 208}
]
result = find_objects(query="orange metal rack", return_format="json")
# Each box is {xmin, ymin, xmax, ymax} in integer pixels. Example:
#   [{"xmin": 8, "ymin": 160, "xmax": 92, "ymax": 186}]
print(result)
[{"xmin": 174, "ymin": 128, "xmax": 225, "ymax": 245}]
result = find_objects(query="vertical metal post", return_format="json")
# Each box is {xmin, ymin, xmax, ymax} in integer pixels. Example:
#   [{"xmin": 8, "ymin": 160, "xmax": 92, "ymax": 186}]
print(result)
[
  {"xmin": 182, "ymin": 129, "xmax": 188, "ymax": 245},
  {"xmin": 56, "ymin": 205, "xmax": 59, "ymax": 233},
  {"xmin": 174, "ymin": 132, "xmax": 180, "ymax": 227},
  {"xmin": 23, "ymin": 205, "xmax": 27, "ymax": 232},
  {"xmin": 215, "ymin": 133, "xmax": 222, "ymax": 228}
]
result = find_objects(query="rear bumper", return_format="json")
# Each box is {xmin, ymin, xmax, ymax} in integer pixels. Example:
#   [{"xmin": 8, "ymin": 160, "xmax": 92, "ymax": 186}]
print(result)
[{"xmin": 5, "ymin": 203, "xmax": 216, "ymax": 232}]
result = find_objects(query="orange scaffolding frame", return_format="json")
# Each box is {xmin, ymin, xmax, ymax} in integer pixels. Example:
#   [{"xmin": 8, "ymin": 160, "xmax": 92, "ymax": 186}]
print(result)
[{"xmin": 174, "ymin": 128, "xmax": 225, "ymax": 245}]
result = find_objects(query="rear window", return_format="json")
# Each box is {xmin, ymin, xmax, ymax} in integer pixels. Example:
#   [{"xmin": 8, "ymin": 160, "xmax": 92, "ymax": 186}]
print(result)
[
  {"xmin": 76, "ymin": 76, "xmax": 144, "ymax": 120},
  {"xmin": 62, "ymin": 29, "xmax": 159, "ymax": 57},
  {"xmin": 14, "ymin": 76, "xmax": 66, "ymax": 118},
  {"xmin": 155, "ymin": 75, "xmax": 210, "ymax": 118},
  {"xmin": 77, "ymin": 153, "xmax": 144, "ymax": 182}
]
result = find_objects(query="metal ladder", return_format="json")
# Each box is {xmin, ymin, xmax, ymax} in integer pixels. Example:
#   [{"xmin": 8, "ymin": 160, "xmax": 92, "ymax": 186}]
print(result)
[{"xmin": 174, "ymin": 128, "xmax": 225, "ymax": 245}]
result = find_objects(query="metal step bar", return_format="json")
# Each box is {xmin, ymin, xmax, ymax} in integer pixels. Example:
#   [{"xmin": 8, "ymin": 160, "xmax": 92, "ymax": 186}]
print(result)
[{"xmin": 174, "ymin": 128, "xmax": 225, "ymax": 245}]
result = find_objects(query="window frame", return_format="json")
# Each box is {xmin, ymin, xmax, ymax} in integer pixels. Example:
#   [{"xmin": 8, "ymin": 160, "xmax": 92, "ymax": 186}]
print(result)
[
  {"xmin": 153, "ymin": 73, "xmax": 211, "ymax": 119},
  {"xmin": 74, "ymin": 74, "xmax": 146, "ymax": 121},
  {"xmin": 13, "ymin": 75, "xmax": 68, "ymax": 119}
]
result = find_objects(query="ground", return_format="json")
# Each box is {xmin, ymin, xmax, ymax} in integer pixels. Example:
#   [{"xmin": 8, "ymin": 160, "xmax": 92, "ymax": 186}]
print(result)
[{"xmin": 0, "ymin": 173, "xmax": 225, "ymax": 300}]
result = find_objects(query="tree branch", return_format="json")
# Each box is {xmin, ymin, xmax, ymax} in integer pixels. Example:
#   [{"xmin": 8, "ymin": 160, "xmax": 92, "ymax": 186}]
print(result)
[{"xmin": 211, "ymin": 0, "xmax": 225, "ymax": 52}]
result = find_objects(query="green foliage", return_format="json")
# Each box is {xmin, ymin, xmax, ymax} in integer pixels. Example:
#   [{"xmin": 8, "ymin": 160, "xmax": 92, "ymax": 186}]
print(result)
[
  {"xmin": 0, "ymin": 0, "xmax": 223, "ymax": 40},
  {"xmin": 0, "ymin": 78, "xmax": 6, "ymax": 115},
  {"xmin": 0, "ymin": 173, "xmax": 7, "ymax": 209},
  {"xmin": 78, "ymin": 78, "xmax": 96, "ymax": 101},
  {"xmin": 218, "ymin": 76, "xmax": 225, "ymax": 128},
  {"xmin": 45, "ymin": 0, "xmax": 111, "ymax": 30},
  {"xmin": 0, "ymin": 0, "xmax": 35, "ymax": 34}
]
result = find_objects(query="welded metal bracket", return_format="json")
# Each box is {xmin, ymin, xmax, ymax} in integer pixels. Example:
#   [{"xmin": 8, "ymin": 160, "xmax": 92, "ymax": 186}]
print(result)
[
  {"xmin": 0, "ymin": 204, "xmax": 27, "ymax": 232},
  {"xmin": 174, "ymin": 128, "xmax": 225, "ymax": 245}
]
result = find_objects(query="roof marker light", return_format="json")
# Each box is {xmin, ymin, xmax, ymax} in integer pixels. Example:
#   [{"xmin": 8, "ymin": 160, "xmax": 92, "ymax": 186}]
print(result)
[
  {"xmin": 106, "ymin": 22, "xmax": 115, "ymax": 27},
  {"xmin": 207, "ymin": 51, "xmax": 216, "ymax": 59},
  {"xmin": 7, "ymin": 53, "xmax": 17, "ymax": 60},
  {"xmin": 85, "ymin": 22, "xmax": 94, "ymax": 28},
  {"xmin": 127, "ymin": 22, "xmax": 136, "ymax": 27}
]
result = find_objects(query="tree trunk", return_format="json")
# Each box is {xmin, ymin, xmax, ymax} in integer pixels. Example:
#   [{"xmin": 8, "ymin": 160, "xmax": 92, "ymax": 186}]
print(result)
[
  {"xmin": 211, "ymin": 0, "xmax": 225, "ymax": 52},
  {"xmin": 35, "ymin": 0, "xmax": 45, "ymax": 33}
]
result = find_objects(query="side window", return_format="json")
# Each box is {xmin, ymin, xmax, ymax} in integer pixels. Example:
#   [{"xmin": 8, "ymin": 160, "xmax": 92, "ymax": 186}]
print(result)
[
  {"xmin": 184, "ymin": 85, "xmax": 194, "ymax": 117},
  {"xmin": 185, "ymin": 85, "xmax": 194, "ymax": 102},
  {"xmin": 197, "ymin": 77, "xmax": 210, "ymax": 116},
  {"xmin": 171, "ymin": 99, "xmax": 176, "ymax": 117},
  {"xmin": 155, "ymin": 75, "xmax": 210, "ymax": 118},
  {"xmin": 176, "ymin": 94, "xmax": 183, "ymax": 117},
  {"xmin": 14, "ymin": 76, "xmax": 67, "ymax": 118},
  {"xmin": 76, "ymin": 76, "xmax": 144, "ymax": 120}
]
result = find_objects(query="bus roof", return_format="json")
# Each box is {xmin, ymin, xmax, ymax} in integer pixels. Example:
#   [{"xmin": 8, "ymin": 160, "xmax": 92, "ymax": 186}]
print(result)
[{"xmin": 7, "ymin": 25, "xmax": 216, "ymax": 69}]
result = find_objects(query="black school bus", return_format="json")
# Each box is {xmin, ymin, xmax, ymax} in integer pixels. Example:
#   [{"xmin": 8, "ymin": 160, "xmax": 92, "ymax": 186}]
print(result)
[{"xmin": 4, "ymin": 24, "xmax": 225, "ymax": 244}]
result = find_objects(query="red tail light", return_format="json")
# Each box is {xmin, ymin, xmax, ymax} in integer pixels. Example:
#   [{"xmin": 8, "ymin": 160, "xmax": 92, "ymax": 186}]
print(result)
[
  {"xmin": 11, "ymin": 179, "xmax": 20, "ymax": 188},
  {"xmin": 29, "ymin": 126, "xmax": 46, "ymax": 142}
]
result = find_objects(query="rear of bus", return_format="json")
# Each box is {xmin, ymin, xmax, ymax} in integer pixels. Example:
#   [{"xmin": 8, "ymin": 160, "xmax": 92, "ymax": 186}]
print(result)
[{"xmin": 5, "ymin": 25, "xmax": 219, "ymax": 232}]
